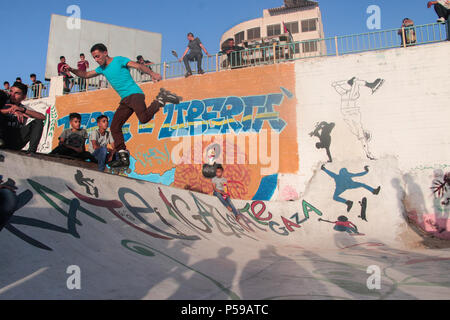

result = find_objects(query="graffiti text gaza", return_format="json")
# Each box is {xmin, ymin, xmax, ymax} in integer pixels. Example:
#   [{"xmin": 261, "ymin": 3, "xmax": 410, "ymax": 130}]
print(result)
[{"xmin": 158, "ymin": 92, "xmax": 289, "ymax": 139}]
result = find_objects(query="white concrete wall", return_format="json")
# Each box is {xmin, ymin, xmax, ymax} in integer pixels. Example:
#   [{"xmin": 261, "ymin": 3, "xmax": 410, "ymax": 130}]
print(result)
[
  {"xmin": 45, "ymin": 14, "xmax": 162, "ymax": 79},
  {"xmin": 294, "ymin": 42, "xmax": 450, "ymax": 194}
]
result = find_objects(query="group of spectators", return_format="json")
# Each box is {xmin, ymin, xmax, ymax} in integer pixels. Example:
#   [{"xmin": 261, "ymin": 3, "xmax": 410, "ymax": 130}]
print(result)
[
  {"xmin": 57, "ymin": 53, "xmax": 155, "ymax": 93},
  {"xmin": 399, "ymin": 1, "xmax": 450, "ymax": 46},
  {"xmin": 50, "ymin": 112, "xmax": 115, "ymax": 172},
  {"xmin": 1, "ymin": 3, "xmax": 448, "ymax": 166},
  {"xmin": 2, "ymin": 75, "xmax": 45, "ymax": 99},
  {"xmin": 178, "ymin": 32, "xmax": 245, "ymax": 76},
  {"xmin": 0, "ymin": 85, "xmax": 116, "ymax": 172},
  {"xmin": 57, "ymin": 54, "xmax": 89, "ymax": 93}
]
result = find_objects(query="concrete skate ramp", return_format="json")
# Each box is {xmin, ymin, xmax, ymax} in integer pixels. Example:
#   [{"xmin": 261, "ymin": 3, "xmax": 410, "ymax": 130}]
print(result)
[{"xmin": 2, "ymin": 151, "xmax": 450, "ymax": 300}]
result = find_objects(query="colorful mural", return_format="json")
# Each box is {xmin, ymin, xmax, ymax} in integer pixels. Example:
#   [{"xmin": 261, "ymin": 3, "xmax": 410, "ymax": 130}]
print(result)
[{"xmin": 52, "ymin": 64, "xmax": 299, "ymax": 200}]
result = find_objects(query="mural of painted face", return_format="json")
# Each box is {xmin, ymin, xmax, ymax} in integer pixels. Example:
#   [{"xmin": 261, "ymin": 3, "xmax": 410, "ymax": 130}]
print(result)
[{"xmin": 205, "ymin": 143, "xmax": 221, "ymax": 165}]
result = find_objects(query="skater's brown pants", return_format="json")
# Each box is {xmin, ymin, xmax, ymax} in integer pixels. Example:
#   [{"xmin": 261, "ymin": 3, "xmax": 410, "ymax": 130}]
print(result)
[{"xmin": 111, "ymin": 93, "xmax": 162, "ymax": 152}]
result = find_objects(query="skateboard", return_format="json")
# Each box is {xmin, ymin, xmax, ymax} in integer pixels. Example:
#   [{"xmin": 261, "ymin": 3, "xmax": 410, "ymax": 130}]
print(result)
[{"xmin": 358, "ymin": 197, "xmax": 368, "ymax": 222}]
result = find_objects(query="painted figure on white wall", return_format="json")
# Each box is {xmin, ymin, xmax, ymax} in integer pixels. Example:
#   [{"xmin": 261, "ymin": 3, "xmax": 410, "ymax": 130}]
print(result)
[
  {"xmin": 331, "ymin": 77, "xmax": 384, "ymax": 160},
  {"xmin": 309, "ymin": 121, "xmax": 335, "ymax": 162}
]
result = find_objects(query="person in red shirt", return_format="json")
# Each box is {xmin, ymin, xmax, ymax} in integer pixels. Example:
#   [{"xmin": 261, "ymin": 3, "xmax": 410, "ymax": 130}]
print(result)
[
  {"xmin": 77, "ymin": 53, "xmax": 90, "ymax": 91},
  {"xmin": 57, "ymin": 56, "xmax": 74, "ymax": 93}
]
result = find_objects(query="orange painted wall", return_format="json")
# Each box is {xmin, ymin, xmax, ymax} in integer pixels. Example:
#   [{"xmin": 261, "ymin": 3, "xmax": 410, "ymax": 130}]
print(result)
[{"xmin": 53, "ymin": 63, "xmax": 298, "ymax": 199}]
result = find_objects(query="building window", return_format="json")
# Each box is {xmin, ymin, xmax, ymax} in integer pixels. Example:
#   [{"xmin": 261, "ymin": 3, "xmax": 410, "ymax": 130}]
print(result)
[
  {"xmin": 302, "ymin": 40, "xmax": 318, "ymax": 53},
  {"xmin": 234, "ymin": 31, "xmax": 245, "ymax": 44},
  {"xmin": 247, "ymin": 27, "xmax": 261, "ymax": 40},
  {"xmin": 267, "ymin": 24, "xmax": 281, "ymax": 37},
  {"xmin": 301, "ymin": 19, "xmax": 317, "ymax": 32},
  {"xmin": 283, "ymin": 21, "xmax": 299, "ymax": 34}
]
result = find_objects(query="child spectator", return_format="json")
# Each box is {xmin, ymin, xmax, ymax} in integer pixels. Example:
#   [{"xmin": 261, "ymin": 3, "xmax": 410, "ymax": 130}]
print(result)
[
  {"xmin": 29, "ymin": 74, "xmax": 44, "ymax": 99},
  {"xmin": 89, "ymin": 115, "xmax": 115, "ymax": 171},
  {"xmin": 211, "ymin": 165, "xmax": 240, "ymax": 217},
  {"xmin": 77, "ymin": 54, "xmax": 90, "ymax": 91},
  {"xmin": 3, "ymin": 82, "xmax": 10, "ymax": 93},
  {"xmin": 50, "ymin": 113, "xmax": 97, "ymax": 162},
  {"xmin": 58, "ymin": 56, "xmax": 74, "ymax": 93},
  {"xmin": 398, "ymin": 18, "xmax": 416, "ymax": 46},
  {"xmin": 428, "ymin": 1, "xmax": 450, "ymax": 23},
  {"xmin": 15, "ymin": 77, "xmax": 22, "ymax": 83},
  {"xmin": 0, "ymin": 82, "xmax": 45, "ymax": 153}
]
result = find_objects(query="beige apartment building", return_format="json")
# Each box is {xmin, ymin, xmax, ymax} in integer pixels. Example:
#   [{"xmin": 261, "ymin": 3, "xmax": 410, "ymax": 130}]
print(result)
[{"xmin": 220, "ymin": 0, "xmax": 325, "ymax": 57}]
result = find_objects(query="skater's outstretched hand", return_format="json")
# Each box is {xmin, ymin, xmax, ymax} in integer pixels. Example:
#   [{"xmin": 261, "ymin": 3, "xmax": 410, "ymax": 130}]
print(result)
[{"xmin": 151, "ymin": 73, "xmax": 162, "ymax": 82}]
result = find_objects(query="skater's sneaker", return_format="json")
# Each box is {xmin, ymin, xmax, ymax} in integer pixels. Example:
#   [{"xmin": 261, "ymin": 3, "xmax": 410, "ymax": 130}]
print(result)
[
  {"xmin": 372, "ymin": 186, "xmax": 381, "ymax": 195},
  {"xmin": 198, "ymin": 69, "xmax": 205, "ymax": 75},
  {"xmin": 185, "ymin": 72, "xmax": 192, "ymax": 78},
  {"xmin": 437, "ymin": 17, "xmax": 446, "ymax": 23},
  {"xmin": 109, "ymin": 150, "xmax": 130, "ymax": 168},
  {"xmin": 345, "ymin": 200, "xmax": 353, "ymax": 212},
  {"xmin": 157, "ymin": 88, "xmax": 182, "ymax": 105}
]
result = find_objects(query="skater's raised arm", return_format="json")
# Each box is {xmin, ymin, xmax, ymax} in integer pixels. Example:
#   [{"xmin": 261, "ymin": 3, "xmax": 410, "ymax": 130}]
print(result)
[
  {"xmin": 127, "ymin": 61, "xmax": 162, "ymax": 81},
  {"xmin": 65, "ymin": 65, "xmax": 99, "ymax": 79}
]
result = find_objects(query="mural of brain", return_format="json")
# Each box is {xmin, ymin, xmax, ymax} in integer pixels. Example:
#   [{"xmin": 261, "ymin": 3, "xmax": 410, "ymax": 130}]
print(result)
[{"xmin": 173, "ymin": 138, "xmax": 250, "ymax": 199}]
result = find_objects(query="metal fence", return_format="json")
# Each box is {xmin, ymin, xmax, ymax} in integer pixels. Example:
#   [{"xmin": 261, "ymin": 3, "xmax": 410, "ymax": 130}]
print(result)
[
  {"xmin": 52, "ymin": 21, "xmax": 449, "ymax": 97},
  {"xmin": 26, "ymin": 82, "xmax": 50, "ymax": 100}
]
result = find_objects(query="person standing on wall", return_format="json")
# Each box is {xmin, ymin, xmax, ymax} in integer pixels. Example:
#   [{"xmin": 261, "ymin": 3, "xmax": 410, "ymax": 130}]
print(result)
[
  {"xmin": 61, "ymin": 43, "xmax": 182, "ymax": 170},
  {"xmin": 77, "ymin": 54, "xmax": 90, "ymax": 91},
  {"xmin": 179, "ymin": 33, "xmax": 211, "ymax": 78},
  {"xmin": 58, "ymin": 56, "xmax": 74, "ymax": 93},
  {"xmin": 428, "ymin": 1, "xmax": 450, "ymax": 23}
]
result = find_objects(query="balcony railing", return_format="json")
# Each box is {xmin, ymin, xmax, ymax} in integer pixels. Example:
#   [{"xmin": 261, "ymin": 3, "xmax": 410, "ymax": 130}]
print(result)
[
  {"xmin": 26, "ymin": 82, "xmax": 50, "ymax": 100},
  {"xmin": 58, "ymin": 21, "xmax": 449, "ymax": 96}
]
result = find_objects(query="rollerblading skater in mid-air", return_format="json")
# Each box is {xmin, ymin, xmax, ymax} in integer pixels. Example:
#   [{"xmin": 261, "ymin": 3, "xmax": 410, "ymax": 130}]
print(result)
[{"xmin": 62, "ymin": 43, "xmax": 182, "ymax": 173}]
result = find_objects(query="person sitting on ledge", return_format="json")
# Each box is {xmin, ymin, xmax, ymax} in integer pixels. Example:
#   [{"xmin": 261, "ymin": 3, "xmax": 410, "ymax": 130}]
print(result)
[
  {"xmin": 428, "ymin": 1, "xmax": 450, "ymax": 23},
  {"xmin": 50, "ymin": 112, "xmax": 97, "ymax": 162},
  {"xmin": 0, "ymin": 82, "xmax": 45, "ymax": 153}
]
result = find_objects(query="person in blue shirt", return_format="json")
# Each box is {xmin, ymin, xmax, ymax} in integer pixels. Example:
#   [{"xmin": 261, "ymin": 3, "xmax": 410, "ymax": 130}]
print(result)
[{"xmin": 63, "ymin": 43, "xmax": 182, "ymax": 169}]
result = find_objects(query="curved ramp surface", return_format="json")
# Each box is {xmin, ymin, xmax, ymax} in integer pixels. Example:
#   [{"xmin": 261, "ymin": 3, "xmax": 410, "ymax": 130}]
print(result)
[{"xmin": 1, "ymin": 151, "xmax": 450, "ymax": 300}]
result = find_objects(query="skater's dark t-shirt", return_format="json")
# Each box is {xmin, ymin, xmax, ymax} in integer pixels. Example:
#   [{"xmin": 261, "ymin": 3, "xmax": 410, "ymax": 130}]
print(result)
[
  {"xmin": 60, "ymin": 128, "xmax": 88, "ymax": 149},
  {"xmin": 188, "ymin": 38, "xmax": 202, "ymax": 54}
]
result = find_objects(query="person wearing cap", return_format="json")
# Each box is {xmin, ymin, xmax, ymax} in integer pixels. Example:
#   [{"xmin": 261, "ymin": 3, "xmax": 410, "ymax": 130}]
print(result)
[{"xmin": 0, "ymin": 82, "xmax": 45, "ymax": 153}]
